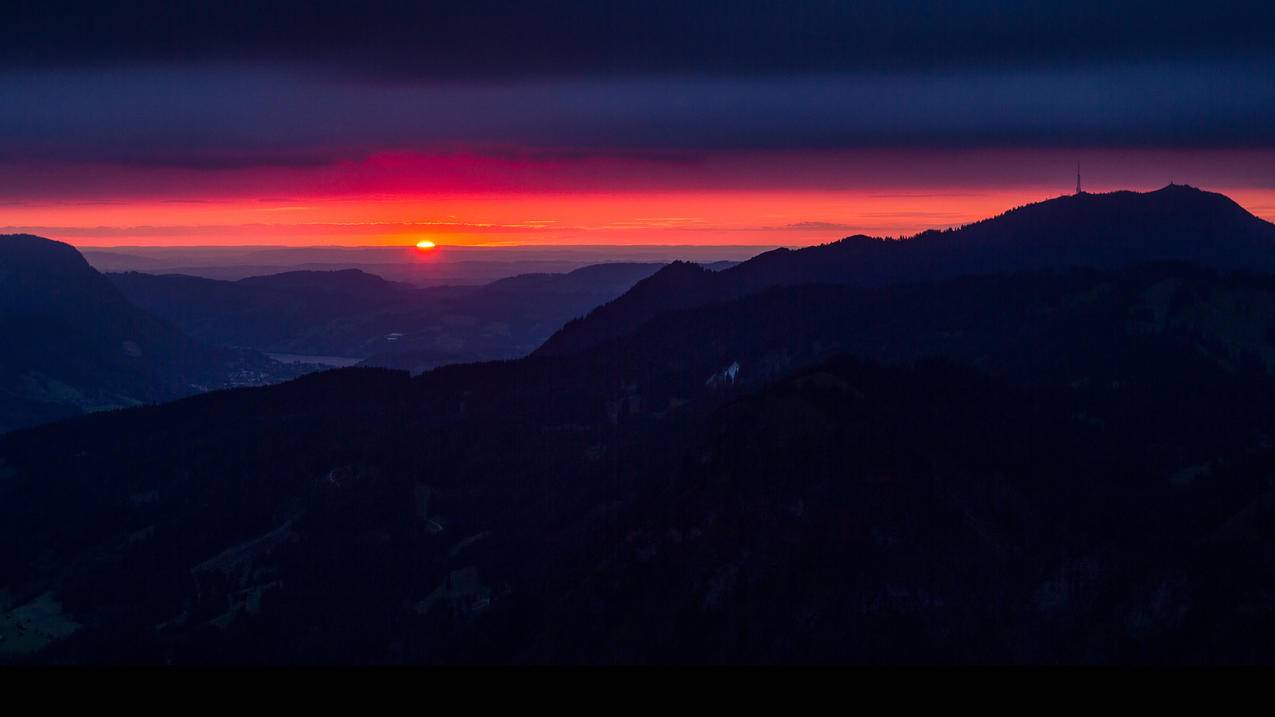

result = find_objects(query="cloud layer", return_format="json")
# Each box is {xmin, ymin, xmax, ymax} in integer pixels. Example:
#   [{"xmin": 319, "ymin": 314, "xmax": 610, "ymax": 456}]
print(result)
[
  {"xmin": 6, "ymin": 1, "xmax": 1273, "ymax": 78},
  {"xmin": 3, "ymin": 2, "xmax": 1275, "ymax": 245},
  {"xmin": 4, "ymin": 62, "xmax": 1275, "ymax": 172}
]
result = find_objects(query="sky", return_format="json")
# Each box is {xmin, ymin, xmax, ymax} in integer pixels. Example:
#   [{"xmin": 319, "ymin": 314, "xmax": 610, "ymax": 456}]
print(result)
[{"xmin": 4, "ymin": 1, "xmax": 1275, "ymax": 247}]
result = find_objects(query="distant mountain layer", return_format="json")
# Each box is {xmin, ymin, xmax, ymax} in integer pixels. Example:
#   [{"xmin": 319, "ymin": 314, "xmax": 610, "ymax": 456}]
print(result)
[
  {"xmin": 0, "ymin": 234, "xmax": 302, "ymax": 433},
  {"xmin": 109, "ymin": 262, "xmax": 672, "ymax": 370},
  {"xmin": 80, "ymin": 245, "xmax": 761, "ymax": 284},
  {"xmin": 538, "ymin": 185, "xmax": 1275, "ymax": 356}
]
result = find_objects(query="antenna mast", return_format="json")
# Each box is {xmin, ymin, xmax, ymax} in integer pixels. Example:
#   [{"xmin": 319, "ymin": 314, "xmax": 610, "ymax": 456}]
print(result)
[{"xmin": 1076, "ymin": 163, "xmax": 1082, "ymax": 195}]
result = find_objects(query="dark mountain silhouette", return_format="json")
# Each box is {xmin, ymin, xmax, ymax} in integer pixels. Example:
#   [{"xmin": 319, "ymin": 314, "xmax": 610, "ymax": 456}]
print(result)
[
  {"xmin": 0, "ymin": 234, "xmax": 303, "ymax": 433},
  {"xmin": 10, "ymin": 191, "xmax": 1275, "ymax": 663},
  {"xmin": 237, "ymin": 268, "xmax": 415, "ymax": 299},
  {"xmin": 360, "ymin": 263, "xmax": 670, "ymax": 371},
  {"xmin": 108, "ymin": 269, "xmax": 412, "ymax": 358},
  {"xmin": 7, "ymin": 260, "xmax": 1275, "ymax": 662},
  {"xmin": 111, "ymin": 262, "xmax": 667, "ymax": 368},
  {"xmin": 538, "ymin": 185, "xmax": 1275, "ymax": 356}
]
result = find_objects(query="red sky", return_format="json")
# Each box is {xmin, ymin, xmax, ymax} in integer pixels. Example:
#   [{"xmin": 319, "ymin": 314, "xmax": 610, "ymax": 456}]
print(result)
[
  {"xmin": 6, "ymin": 148, "xmax": 1275, "ymax": 248},
  {"xmin": 6, "ymin": 5, "xmax": 1275, "ymax": 249}
]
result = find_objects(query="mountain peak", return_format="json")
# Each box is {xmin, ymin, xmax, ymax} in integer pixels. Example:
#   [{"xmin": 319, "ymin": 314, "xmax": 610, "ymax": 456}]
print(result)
[
  {"xmin": 236, "ymin": 268, "xmax": 408, "ymax": 298},
  {"xmin": 1145, "ymin": 182, "xmax": 1253, "ymax": 213},
  {"xmin": 534, "ymin": 261, "xmax": 726, "ymax": 356},
  {"xmin": 536, "ymin": 186, "xmax": 1275, "ymax": 357},
  {"xmin": 937, "ymin": 184, "xmax": 1269, "ymax": 242},
  {"xmin": 648, "ymin": 259, "xmax": 713, "ymax": 280},
  {"xmin": 1, "ymin": 234, "xmax": 123, "ymax": 309},
  {"xmin": 1, "ymin": 233, "xmax": 95, "ymax": 270},
  {"xmin": 0, "ymin": 234, "xmax": 303, "ymax": 432},
  {"xmin": 1153, "ymin": 182, "xmax": 1202, "ymax": 194}
]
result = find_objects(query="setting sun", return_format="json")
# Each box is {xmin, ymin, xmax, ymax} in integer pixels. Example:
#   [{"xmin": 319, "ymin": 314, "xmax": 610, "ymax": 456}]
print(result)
[{"xmin": 415, "ymin": 240, "xmax": 436, "ymax": 250}]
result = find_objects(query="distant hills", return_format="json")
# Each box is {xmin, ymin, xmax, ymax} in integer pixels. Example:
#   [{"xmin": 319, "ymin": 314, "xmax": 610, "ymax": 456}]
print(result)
[
  {"xmin": 109, "ymin": 262, "xmax": 673, "ymax": 370},
  {"xmin": 9, "ymin": 188, "xmax": 1275, "ymax": 663},
  {"xmin": 539, "ymin": 185, "xmax": 1275, "ymax": 356},
  {"xmin": 82, "ymin": 244, "xmax": 764, "ymax": 284},
  {"xmin": 0, "ymin": 234, "xmax": 304, "ymax": 433}
]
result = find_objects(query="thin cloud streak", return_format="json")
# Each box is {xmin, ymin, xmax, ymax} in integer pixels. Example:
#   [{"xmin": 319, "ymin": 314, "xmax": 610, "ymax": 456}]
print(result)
[{"xmin": 4, "ymin": 62, "xmax": 1275, "ymax": 174}]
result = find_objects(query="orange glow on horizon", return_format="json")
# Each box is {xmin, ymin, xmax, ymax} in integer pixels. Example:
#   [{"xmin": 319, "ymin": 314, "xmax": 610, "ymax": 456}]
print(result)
[
  {"xmin": 7, "ymin": 149, "xmax": 1275, "ymax": 248},
  {"xmin": 0, "ymin": 187, "xmax": 1177, "ymax": 248}
]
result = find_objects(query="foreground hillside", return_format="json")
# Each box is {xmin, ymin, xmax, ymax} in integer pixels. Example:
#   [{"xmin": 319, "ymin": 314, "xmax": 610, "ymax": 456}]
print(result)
[
  {"xmin": 6, "ymin": 261, "xmax": 1275, "ymax": 662},
  {"xmin": 0, "ymin": 235, "xmax": 304, "ymax": 433}
]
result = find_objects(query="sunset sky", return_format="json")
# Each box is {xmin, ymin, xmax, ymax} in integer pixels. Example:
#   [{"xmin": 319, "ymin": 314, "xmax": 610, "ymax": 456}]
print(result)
[{"xmin": 4, "ymin": 1, "xmax": 1275, "ymax": 247}]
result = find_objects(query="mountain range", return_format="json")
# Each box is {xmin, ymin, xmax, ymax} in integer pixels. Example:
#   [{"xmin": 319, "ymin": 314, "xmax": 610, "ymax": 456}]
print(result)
[
  {"xmin": 6, "ymin": 186, "xmax": 1275, "ymax": 663},
  {"xmin": 109, "ymin": 262, "xmax": 678, "ymax": 370},
  {"xmin": 0, "ymin": 234, "xmax": 306, "ymax": 434},
  {"xmin": 540, "ymin": 184, "xmax": 1275, "ymax": 356}
]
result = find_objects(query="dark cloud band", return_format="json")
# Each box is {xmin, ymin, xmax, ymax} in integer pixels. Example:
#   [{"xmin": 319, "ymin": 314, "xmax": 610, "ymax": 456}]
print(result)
[
  {"xmin": 3, "ymin": 1, "xmax": 1273, "ymax": 78},
  {"xmin": 3, "ymin": 63, "xmax": 1274, "ymax": 171}
]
